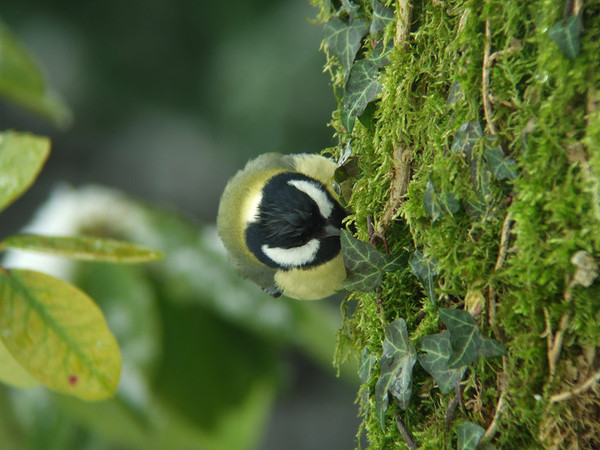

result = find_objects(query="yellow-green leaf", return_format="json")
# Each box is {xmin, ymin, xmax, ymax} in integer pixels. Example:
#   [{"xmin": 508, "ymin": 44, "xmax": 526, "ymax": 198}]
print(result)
[
  {"xmin": 0, "ymin": 21, "xmax": 72, "ymax": 127},
  {"xmin": 0, "ymin": 338, "xmax": 39, "ymax": 388},
  {"xmin": 3, "ymin": 234, "xmax": 164, "ymax": 263},
  {"xmin": 0, "ymin": 131, "xmax": 50, "ymax": 213},
  {"xmin": 0, "ymin": 268, "xmax": 121, "ymax": 400}
]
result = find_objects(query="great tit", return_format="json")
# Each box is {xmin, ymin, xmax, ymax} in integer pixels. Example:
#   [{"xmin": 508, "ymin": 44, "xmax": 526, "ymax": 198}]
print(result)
[{"xmin": 217, "ymin": 153, "xmax": 347, "ymax": 300}]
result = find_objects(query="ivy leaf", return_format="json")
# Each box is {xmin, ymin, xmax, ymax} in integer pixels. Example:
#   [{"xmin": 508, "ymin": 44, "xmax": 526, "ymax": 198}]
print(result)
[
  {"xmin": 324, "ymin": 16, "xmax": 369, "ymax": 76},
  {"xmin": 3, "ymin": 234, "xmax": 164, "ymax": 263},
  {"xmin": 0, "ymin": 21, "xmax": 71, "ymax": 127},
  {"xmin": 342, "ymin": 0, "xmax": 361, "ymax": 15},
  {"xmin": 357, "ymin": 100, "xmax": 378, "ymax": 131},
  {"xmin": 478, "ymin": 337, "xmax": 507, "ymax": 358},
  {"xmin": 341, "ymin": 58, "xmax": 382, "ymax": 133},
  {"xmin": 0, "ymin": 131, "xmax": 50, "ymax": 214},
  {"xmin": 0, "ymin": 268, "xmax": 121, "ymax": 400},
  {"xmin": 457, "ymin": 422, "xmax": 486, "ymax": 450},
  {"xmin": 549, "ymin": 15, "xmax": 582, "ymax": 60},
  {"xmin": 409, "ymin": 250, "xmax": 438, "ymax": 304},
  {"xmin": 418, "ymin": 331, "xmax": 466, "ymax": 394},
  {"xmin": 381, "ymin": 250, "xmax": 410, "ymax": 273},
  {"xmin": 447, "ymin": 81, "xmax": 465, "ymax": 106},
  {"xmin": 371, "ymin": 0, "xmax": 394, "ymax": 35},
  {"xmin": 423, "ymin": 179, "xmax": 461, "ymax": 222},
  {"xmin": 341, "ymin": 229, "xmax": 408, "ymax": 292},
  {"xmin": 338, "ymin": 140, "xmax": 353, "ymax": 166},
  {"xmin": 469, "ymin": 151, "xmax": 491, "ymax": 196},
  {"xmin": 369, "ymin": 39, "xmax": 393, "ymax": 68},
  {"xmin": 439, "ymin": 308, "xmax": 481, "ymax": 368},
  {"xmin": 375, "ymin": 318, "xmax": 417, "ymax": 429},
  {"xmin": 359, "ymin": 347, "xmax": 377, "ymax": 383},
  {"xmin": 334, "ymin": 142, "xmax": 359, "ymax": 185},
  {"xmin": 451, "ymin": 121, "xmax": 482, "ymax": 156},
  {"xmin": 483, "ymin": 140, "xmax": 517, "ymax": 181},
  {"xmin": 343, "ymin": 269, "xmax": 383, "ymax": 292},
  {"xmin": 439, "ymin": 308, "xmax": 506, "ymax": 369}
]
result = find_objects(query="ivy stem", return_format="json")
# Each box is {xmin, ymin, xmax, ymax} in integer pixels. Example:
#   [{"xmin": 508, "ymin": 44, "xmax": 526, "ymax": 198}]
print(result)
[{"xmin": 396, "ymin": 415, "xmax": 418, "ymax": 449}]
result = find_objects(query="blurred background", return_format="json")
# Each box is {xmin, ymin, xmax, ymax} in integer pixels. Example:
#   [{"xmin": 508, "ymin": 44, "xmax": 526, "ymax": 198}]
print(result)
[{"xmin": 0, "ymin": 0, "xmax": 361, "ymax": 449}]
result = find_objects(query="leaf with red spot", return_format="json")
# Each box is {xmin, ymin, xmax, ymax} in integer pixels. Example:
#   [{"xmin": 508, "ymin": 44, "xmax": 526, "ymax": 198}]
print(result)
[{"xmin": 0, "ymin": 268, "xmax": 121, "ymax": 400}]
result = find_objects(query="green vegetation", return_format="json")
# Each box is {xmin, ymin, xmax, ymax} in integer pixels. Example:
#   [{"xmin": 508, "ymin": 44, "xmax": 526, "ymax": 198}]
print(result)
[
  {"xmin": 0, "ymin": 19, "xmax": 159, "ymax": 404},
  {"xmin": 314, "ymin": 0, "xmax": 600, "ymax": 447}
]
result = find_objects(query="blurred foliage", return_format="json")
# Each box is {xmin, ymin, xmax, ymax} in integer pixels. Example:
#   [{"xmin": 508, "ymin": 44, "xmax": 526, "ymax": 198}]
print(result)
[
  {"xmin": 0, "ymin": 22, "xmax": 164, "ymax": 407},
  {"xmin": 0, "ymin": 6, "xmax": 355, "ymax": 448},
  {"xmin": 0, "ymin": 185, "xmax": 351, "ymax": 449}
]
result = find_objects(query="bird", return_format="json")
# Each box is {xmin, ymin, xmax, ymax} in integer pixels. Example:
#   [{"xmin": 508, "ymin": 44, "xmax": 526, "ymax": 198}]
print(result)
[{"xmin": 217, "ymin": 153, "xmax": 347, "ymax": 300}]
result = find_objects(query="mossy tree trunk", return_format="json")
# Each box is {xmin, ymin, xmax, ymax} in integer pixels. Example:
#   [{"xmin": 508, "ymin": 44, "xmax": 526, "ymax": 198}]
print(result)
[{"xmin": 315, "ymin": 0, "xmax": 600, "ymax": 448}]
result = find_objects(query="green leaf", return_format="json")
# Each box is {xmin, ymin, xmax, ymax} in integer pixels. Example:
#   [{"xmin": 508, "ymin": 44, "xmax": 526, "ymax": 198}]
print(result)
[
  {"xmin": 456, "ymin": 421, "xmax": 486, "ymax": 450},
  {"xmin": 381, "ymin": 250, "xmax": 410, "ymax": 273},
  {"xmin": 478, "ymin": 337, "xmax": 507, "ymax": 358},
  {"xmin": 409, "ymin": 250, "xmax": 438, "ymax": 304},
  {"xmin": 0, "ymin": 268, "xmax": 122, "ymax": 400},
  {"xmin": 451, "ymin": 121, "xmax": 482, "ymax": 155},
  {"xmin": 0, "ymin": 21, "xmax": 72, "ymax": 127},
  {"xmin": 549, "ymin": 15, "xmax": 582, "ymax": 60},
  {"xmin": 371, "ymin": 0, "xmax": 394, "ymax": 35},
  {"xmin": 357, "ymin": 100, "xmax": 378, "ymax": 131},
  {"xmin": 418, "ymin": 331, "xmax": 466, "ymax": 394},
  {"xmin": 439, "ymin": 308, "xmax": 480, "ymax": 368},
  {"xmin": 324, "ymin": 16, "xmax": 369, "ymax": 76},
  {"xmin": 341, "ymin": 229, "xmax": 386, "ymax": 274},
  {"xmin": 334, "ymin": 141, "xmax": 360, "ymax": 184},
  {"xmin": 439, "ymin": 308, "xmax": 506, "ymax": 369},
  {"xmin": 423, "ymin": 180, "xmax": 440, "ymax": 220},
  {"xmin": 0, "ymin": 338, "xmax": 39, "ymax": 388},
  {"xmin": 342, "ymin": 269, "xmax": 384, "ymax": 292},
  {"xmin": 342, "ymin": 0, "xmax": 361, "ymax": 15},
  {"xmin": 341, "ymin": 58, "xmax": 382, "ymax": 133},
  {"xmin": 369, "ymin": 39, "xmax": 392, "ymax": 68},
  {"xmin": 423, "ymin": 179, "xmax": 461, "ymax": 222},
  {"xmin": 375, "ymin": 318, "xmax": 417, "ymax": 429},
  {"xmin": 359, "ymin": 347, "xmax": 377, "ymax": 384},
  {"xmin": 0, "ymin": 131, "xmax": 50, "ymax": 214},
  {"xmin": 341, "ymin": 229, "xmax": 409, "ymax": 292},
  {"xmin": 3, "ymin": 234, "xmax": 164, "ymax": 263},
  {"xmin": 447, "ymin": 81, "xmax": 465, "ymax": 106},
  {"xmin": 483, "ymin": 141, "xmax": 517, "ymax": 181}
]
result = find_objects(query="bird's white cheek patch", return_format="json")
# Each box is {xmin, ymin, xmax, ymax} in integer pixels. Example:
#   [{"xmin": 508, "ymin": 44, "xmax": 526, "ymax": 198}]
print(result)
[
  {"xmin": 262, "ymin": 238, "xmax": 320, "ymax": 268},
  {"xmin": 287, "ymin": 179, "xmax": 334, "ymax": 219},
  {"xmin": 244, "ymin": 191, "xmax": 263, "ymax": 224}
]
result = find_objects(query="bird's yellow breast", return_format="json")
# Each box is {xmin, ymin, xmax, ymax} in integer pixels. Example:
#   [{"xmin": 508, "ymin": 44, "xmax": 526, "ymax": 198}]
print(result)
[{"xmin": 274, "ymin": 253, "xmax": 346, "ymax": 300}]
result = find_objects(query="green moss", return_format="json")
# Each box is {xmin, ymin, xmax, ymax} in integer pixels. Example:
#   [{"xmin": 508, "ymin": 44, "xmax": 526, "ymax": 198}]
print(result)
[{"xmin": 314, "ymin": 0, "xmax": 600, "ymax": 447}]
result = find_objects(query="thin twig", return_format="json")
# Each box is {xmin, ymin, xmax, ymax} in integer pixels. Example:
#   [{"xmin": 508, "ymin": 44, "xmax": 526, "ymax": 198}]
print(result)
[
  {"xmin": 488, "ymin": 211, "xmax": 513, "ymax": 332},
  {"xmin": 548, "ymin": 311, "xmax": 572, "ymax": 379},
  {"xmin": 541, "ymin": 307, "xmax": 553, "ymax": 341},
  {"xmin": 368, "ymin": 215, "xmax": 390, "ymax": 254},
  {"xmin": 483, "ymin": 392, "xmax": 506, "ymax": 441},
  {"xmin": 546, "ymin": 278, "xmax": 576, "ymax": 379},
  {"xmin": 495, "ymin": 211, "xmax": 514, "ymax": 272},
  {"xmin": 565, "ymin": 0, "xmax": 584, "ymax": 17},
  {"xmin": 482, "ymin": 19, "xmax": 496, "ymax": 135},
  {"xmin": 396, "ymin": 415, "xmax": 418, "ymax": 449},
  {"xmin": 550, "ymin": 370, "xmax": 600, "ymax": 403}
]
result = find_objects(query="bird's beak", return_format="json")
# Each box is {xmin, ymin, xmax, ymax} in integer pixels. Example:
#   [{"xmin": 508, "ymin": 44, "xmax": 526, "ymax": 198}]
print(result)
[{"xmin": 323, "ymin": 224, "xmax": 341, "ymax": 238}]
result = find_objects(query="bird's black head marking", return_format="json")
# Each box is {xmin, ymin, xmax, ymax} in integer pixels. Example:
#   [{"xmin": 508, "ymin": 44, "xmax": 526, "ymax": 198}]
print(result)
[{"xmin": 245, "ymin": 172, "xmax": 346, "ymax": 269}]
